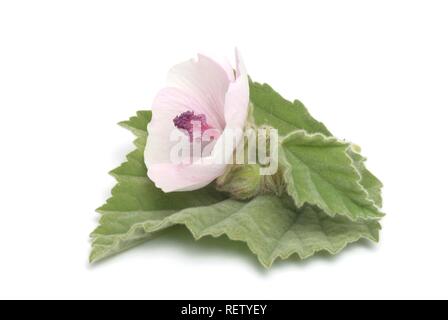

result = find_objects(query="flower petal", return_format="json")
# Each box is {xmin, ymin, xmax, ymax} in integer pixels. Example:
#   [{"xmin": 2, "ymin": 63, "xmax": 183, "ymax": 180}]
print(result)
[
  {"xmin": 148, "ymin": 163, "xmax": 227, "ymax": 192},
  {"xmin": 146, "ymin": 87, "xmax": 190, "ymax": 165},
  {"xmin": 202, "ymin": 50, "xmax": 250, "ymax": 170},
  {"xmin": 198, "ymin": 51, "xmax": 235, "ymax": 81},
  {"xmin": 145, "ymin": 87, "xmax": 227, "ymax": 192},
  {"xmin": 224, "ymin": 49, "xmax": 250, "ymax": 131},
  {"xmin": 146, "ymin": 87, "xmax": 223, "ymax": 163},
  {"xmin": 167, "ymin": 54, "xmax": 231, "ymax": 131}
]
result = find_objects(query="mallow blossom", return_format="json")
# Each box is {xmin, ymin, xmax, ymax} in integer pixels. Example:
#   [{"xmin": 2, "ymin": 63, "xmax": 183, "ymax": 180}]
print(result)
[{"xmin": 144, "ymin": 50, "xmax": 250, "ymax": 192}]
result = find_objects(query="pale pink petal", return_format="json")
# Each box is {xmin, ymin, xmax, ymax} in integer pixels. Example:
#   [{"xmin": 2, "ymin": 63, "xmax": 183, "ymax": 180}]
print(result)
[
  {"xmin": 145, "ymin": 87, "xmax": 228, "ymax": 192},
  {"xmin": 148, "ymin": 163, "xmax": 227, "ymax": 192},
  {"xmin": 146, "ymin": 87, "xmax": 218, "ymax": 164},
  {"xmin": 167, "ymin": 54, "xmax": 231, "ymax": 131},
  {"xmin": 223, "ymin": 49, "xmax": 250, "ymax": 140},
  {"xmin": 198, "ymin": 51, "xmax": 249, "ymax": 170},
  {"xmin": 198, "ymin": 51, "xmax": 235, "ymax": 81}
]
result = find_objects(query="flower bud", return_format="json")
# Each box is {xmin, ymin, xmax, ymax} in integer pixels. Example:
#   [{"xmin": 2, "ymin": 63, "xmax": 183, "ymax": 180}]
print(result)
[
  {"xmin": 216, "ymin": 164, "xmax": 284, "ymax": 200},
  {"xmin": 216, "ymin": 164, "xmax": 262, "ymax": 200}
]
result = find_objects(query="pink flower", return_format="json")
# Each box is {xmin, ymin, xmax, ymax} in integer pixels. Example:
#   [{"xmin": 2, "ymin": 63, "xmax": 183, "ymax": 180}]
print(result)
[{"xmin": 144, "ymin": 50, "xmax": 250, "ymax": 192}]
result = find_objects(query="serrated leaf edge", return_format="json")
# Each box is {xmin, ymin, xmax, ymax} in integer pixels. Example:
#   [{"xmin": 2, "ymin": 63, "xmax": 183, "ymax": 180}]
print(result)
[
  {"xmin": 91, "ymin": 198, "xmax": 381, "ymax": 268},
  {"xmin": 280, "ymin": 129, "xmax": 384, "ymax": 222}
]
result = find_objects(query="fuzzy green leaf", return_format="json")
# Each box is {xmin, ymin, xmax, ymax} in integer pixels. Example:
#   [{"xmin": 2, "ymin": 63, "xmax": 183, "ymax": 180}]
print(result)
[
  {"xmin": 94, "ymin": 194, "xmax": 380, "ymax": 268},
  {"xmin": 251, "ymin": 81, "xmax": 383, "ymax": 218},
  {"xmin": 250, "ymin": 81, "xmax": 331, "ymax": 136},
  {"xmin": 280, "ymin": 130, "xmax": 383, "ymax": 221},
  {"xmin": 348, "ymin": 149, "xmax": 383, "ymax": 207}
]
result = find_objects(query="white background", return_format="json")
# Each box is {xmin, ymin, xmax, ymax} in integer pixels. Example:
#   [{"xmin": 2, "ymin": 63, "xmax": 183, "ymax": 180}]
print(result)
[{"xmin": 1, "ymin": 0, "xmax": 447, "ymax": 300}]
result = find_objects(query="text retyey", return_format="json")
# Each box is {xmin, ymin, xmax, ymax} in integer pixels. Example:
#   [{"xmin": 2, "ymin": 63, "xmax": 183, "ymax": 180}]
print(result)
[{"xmin": 181, "ymin": 304, "xmax": 268, "ymax": 317}]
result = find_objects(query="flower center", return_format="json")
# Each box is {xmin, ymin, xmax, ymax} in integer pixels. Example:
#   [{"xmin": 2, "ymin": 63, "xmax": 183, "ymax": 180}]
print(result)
[{"xmin": 173, "ymin": 111, "xmax": 212, "ymax": 141}]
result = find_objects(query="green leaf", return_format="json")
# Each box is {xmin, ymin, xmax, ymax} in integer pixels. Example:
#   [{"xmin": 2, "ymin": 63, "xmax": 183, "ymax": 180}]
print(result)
[
  {"xmin": 348, "ymin": 149, "xmax": 383, "ymax": 207},
  {"xmin": 280, "ymin": 130, "xmax": 383, "ymax": 221},
  {"xmin": 94, "ymin": 194, "xmax": 380, "ymax": 268},
  {"xmin": 250, "ymin": 81, "xmax": 383, "ymax": 218},
  {"xmin": 118, "ymin": 110, "xmax": 152, "ymax": 149},
  {"xmin": 250, "ymin": 81, "xmax": 331, "ymax": 136}
]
